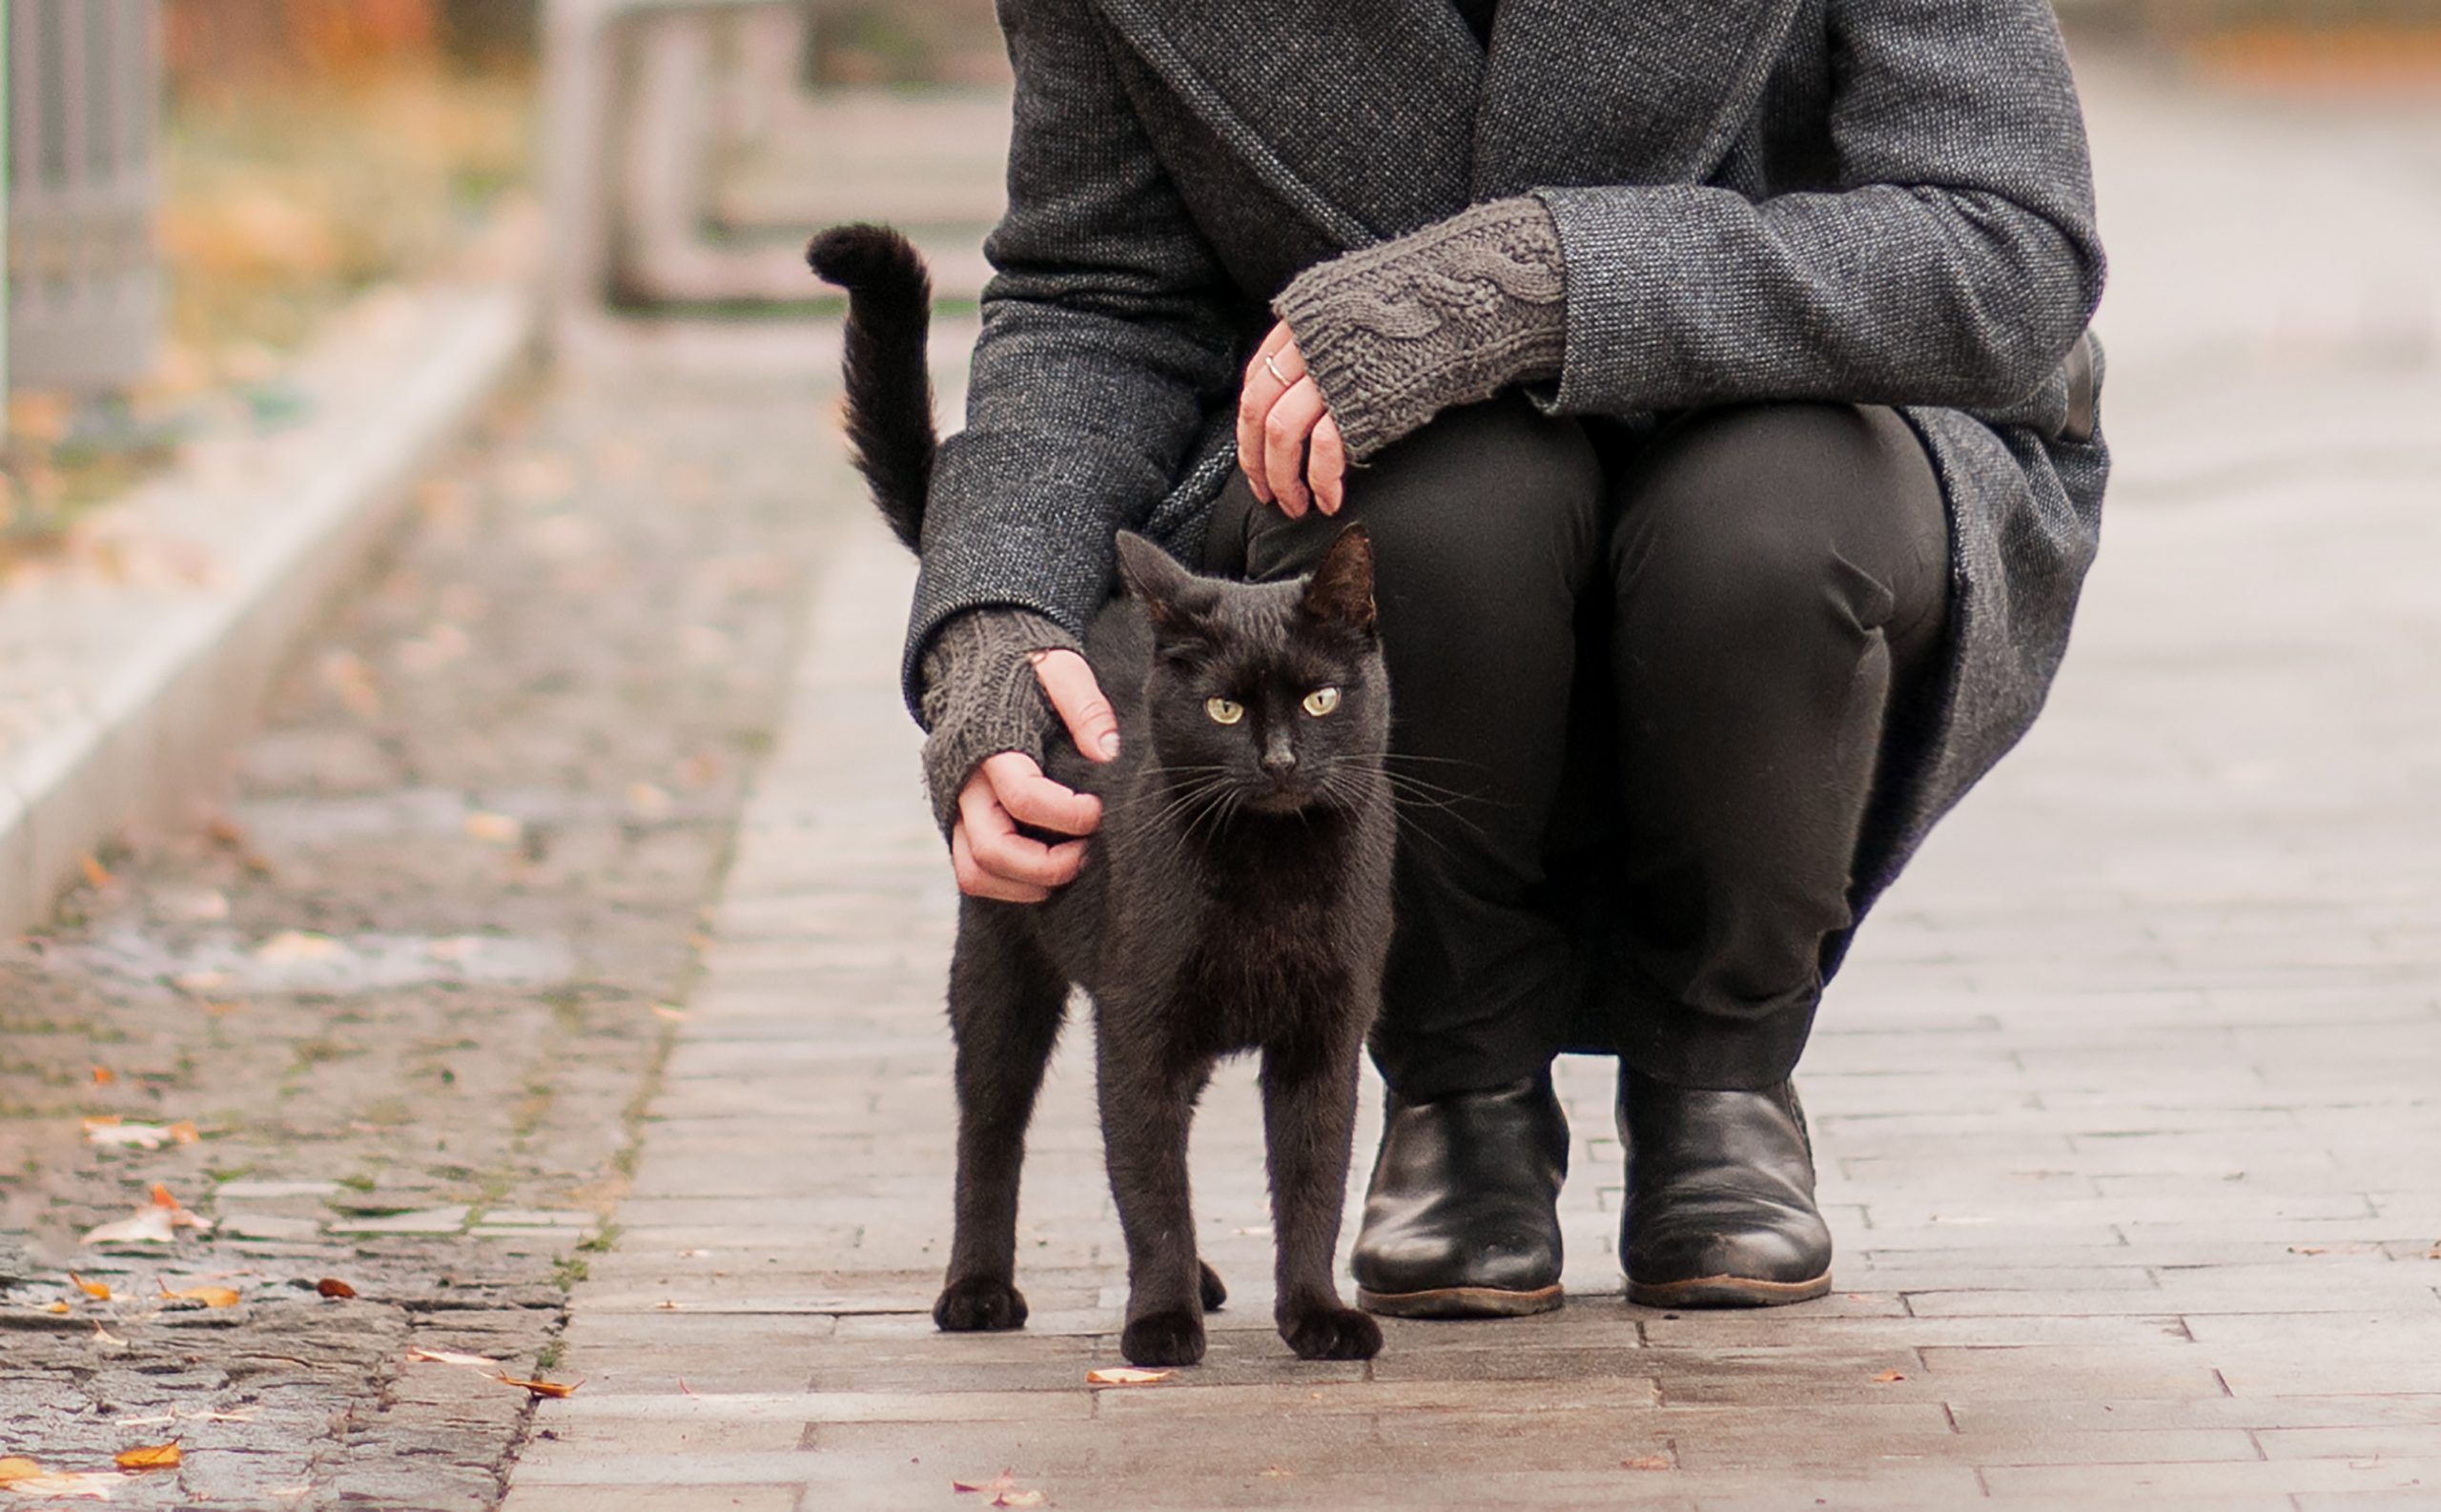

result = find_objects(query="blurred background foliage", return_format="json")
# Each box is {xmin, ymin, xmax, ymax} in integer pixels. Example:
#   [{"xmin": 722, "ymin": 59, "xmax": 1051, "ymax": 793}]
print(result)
[{"xmin": 156, "ymin": 0, "xmax": 539, "ymax": 378}]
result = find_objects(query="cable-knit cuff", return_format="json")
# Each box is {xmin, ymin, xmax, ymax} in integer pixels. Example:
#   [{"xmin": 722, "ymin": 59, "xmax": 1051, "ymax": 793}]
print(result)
[
  {"xmin": 1272, "ymin": 195, "xmax": 1569, "ymax": 462},
  {"xmin": 916, "ymin": 607, "xmax": 1081, "ymax": 837}
]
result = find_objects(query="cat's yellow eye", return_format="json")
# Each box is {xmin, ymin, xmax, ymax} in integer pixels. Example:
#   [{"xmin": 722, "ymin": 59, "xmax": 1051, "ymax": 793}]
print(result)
[
  {"xmin": 1303, "ymin": 686, "xmax": 1343, "ymax": 717},
  {"xmin": 1205, "ymin": 697, "xmax": 1245, "ymax": 725}
]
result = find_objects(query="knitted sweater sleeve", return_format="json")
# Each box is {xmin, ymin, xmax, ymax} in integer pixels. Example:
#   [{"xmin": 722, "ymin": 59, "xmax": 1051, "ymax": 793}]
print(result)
[
  {"xmin": 1269, "ymin": 196, "xmax": 1568, "ymax": 462},
  {"xmin": 915, "ymin": 607, "xmax": 1082, "ymax": 837}
]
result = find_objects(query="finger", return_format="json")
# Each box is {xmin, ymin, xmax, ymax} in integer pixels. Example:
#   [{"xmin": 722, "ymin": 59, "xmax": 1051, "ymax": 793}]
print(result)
[
  {"xmin": 952, "ymin": 821, "xmax": 1051, "ymax": 903},
  {"xmin": 1237, "ymin": 325, "xmax": 1305, "ymax": 504},
  {"xmin": 983, "ymin": 750, "xmax": 1101, "ymax": 835},
  {"xmin": 1263, "ymin": 377, "xmax": 1328, "ymax": 519},
  {"xmin": 1310, "ymin": 413, "xmax": 1349, "ymax": 515},
  {"xmin": 963, "ymin": 784, "xmax": 1090, "ymax": 889},
  {"xmin": 1029, "ymin": 650, "xmax": 1122, "ymax": 762}
]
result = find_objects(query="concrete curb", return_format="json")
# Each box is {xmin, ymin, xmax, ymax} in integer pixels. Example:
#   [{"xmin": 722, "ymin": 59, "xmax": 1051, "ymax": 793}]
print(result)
[{"xmin": 0, "ymin": 276, "xmax": 536, "ymax": 934}]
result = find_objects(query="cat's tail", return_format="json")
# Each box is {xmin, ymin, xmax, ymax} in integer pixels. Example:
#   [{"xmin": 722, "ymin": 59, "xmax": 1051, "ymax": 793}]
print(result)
[{"xmin": 807, "ymin": 223, "xmax": 936, "ymax": 553}]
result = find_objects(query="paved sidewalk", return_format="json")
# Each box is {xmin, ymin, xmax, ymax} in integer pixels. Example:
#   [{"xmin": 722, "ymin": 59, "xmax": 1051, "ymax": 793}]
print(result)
[{"xmin": 502, "ymin": 54, "xmax": 2441, "ymax": 1512}]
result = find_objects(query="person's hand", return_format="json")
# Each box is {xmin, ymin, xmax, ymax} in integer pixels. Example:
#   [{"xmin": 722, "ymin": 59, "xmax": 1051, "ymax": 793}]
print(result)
[
  {"xmin": 1237, "ymin": 321, "xmax": 1347, "ymax": 519},
  {"xmin": 950, "ymin": 648, "xmax": 1121, "ymax": 903}
]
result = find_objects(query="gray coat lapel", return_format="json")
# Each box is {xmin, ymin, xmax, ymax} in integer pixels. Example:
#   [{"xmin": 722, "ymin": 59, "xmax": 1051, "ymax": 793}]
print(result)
[
  {"xmin": 1092, "ymin": 0, "xmax": 1483, "ymax": 246},
  {"xmin": 1471, "ymin": 0, "xmax": 1808, "ymax": 196}
]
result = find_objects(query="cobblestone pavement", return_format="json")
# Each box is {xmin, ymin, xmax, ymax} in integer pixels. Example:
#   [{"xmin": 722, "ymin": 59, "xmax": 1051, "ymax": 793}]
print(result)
[
  {"xmin": 0, "ymin": 357, "xmax": 843, "ymax": 1507},
  {"xmin": 498, "ymin": 53, "xmax": 2441, "ymax": 1512}
]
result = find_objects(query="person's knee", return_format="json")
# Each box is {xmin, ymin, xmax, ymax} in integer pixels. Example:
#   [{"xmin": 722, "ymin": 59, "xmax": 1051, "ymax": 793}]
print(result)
[
  {"xmin": 1612, "ymin": 404, "xmax": 1941, "ymax": 634},
  {"xmin": 1253, "ymin": 394, "xmax": 1602, "ymax": 607}
]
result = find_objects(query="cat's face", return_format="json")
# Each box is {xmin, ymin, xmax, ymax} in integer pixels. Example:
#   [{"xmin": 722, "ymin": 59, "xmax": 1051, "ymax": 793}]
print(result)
[{"xmin": 1116, "ymin": 528, "xmax": 1386, "ymax": 819}]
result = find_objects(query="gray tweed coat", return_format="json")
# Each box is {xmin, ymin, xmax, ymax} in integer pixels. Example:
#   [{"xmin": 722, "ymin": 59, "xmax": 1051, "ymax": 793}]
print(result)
[{"xmin": 909, "ymin": 0, "xmax": 2109, "ymax": 918}]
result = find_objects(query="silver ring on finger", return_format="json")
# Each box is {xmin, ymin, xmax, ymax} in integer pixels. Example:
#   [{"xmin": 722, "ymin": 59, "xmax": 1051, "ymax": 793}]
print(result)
[{"xmin": 1264, "ymin": 352, "xmax": 1293, "ymax": 386}]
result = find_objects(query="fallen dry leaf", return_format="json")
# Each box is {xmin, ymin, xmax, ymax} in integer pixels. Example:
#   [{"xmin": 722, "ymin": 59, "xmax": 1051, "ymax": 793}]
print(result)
[
  {"xmin": 1085, "ymin": 1367, "xmax": 1172, "ymax": 1385},
  {"xmin": 493, "ymin": 1375, "xmax": 581, "ymax": 1400},
  {"xmin": 90, "ymin": 1064, "xmax": 115, "ymax": 1086},
  {"xmin": 79, "ymin": 1207, "xmax": 176, "ymax": 1246},
  {"xmin": 953, "ymin": 1471, "xmax": 1048, "ymax": 1508},
  {"xmin": 1622, "ymin": 1455, "xmax": 1673, "ymax": 1470},
  {"xmin": 406, "ymin": 1346, "xmax": 500, "ymax": 1369},
  {"xmin": 320, "ymin": 649, "xmax": 382, "ymax": 718},
  {"xmin": 82, "ymin": 1119, "xmax": 194, "ymax": 1151},
  {"xmin": 1873, "ymin": 1370, "xmax": 1908, "ymax": 1383},
  {"xmin": 159, "ymin": 1281, "xmax": 241, "ymax": 1309},
  {"xmin": 316, "ymin": 1278, "xmax": 358, "ymax": 1298},
  {"xmin": 255, "ymin": 930, "xmax": 342, "ymax": 965},
  {"xmin": 1, "ymin": 1468, "xmax": 128, "ymax": 1499},
  {"xmin": 80, "ymin": 855, "xmax": 115, "ymax": 889},
  {"xmin": 463, "ymin": 812, "xmax": 523, "ymax": 846},
  {"xmin": 0, "ymin": 1460, "xmax": 37, "ymax": 1485},
  {"xmin": 112, "ymin": 1444, "xmax": 178, "ymax": 1471},
  {"xmin": 69, "ymin": 1274, "xmax": 111, "ymax": 1301},
  {"xmin": 42, "ymin": 1300, "xmax": 72, "ymax": 1315},
  {"xmin": 148, "ymin": 1185, "xmax": 210, "ymax": 1230}
]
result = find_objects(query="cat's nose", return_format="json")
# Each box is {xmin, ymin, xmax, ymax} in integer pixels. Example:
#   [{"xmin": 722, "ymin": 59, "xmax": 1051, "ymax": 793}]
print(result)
[{"xmin": 1261, "ymin": 746, "xmax": 1298, "ymax": 781}]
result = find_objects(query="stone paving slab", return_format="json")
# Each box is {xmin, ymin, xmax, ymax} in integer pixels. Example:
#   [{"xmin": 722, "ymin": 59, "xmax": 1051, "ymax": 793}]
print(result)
[{"xmin": 499, "ymin": 48, "xmax": 2441, "ymax": 1512}]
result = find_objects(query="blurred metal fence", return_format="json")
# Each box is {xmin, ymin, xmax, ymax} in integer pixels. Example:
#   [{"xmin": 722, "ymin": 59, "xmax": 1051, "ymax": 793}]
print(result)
[{"xmin": 5, "ymin": 0, "xmax": 162, "ymax": 396}]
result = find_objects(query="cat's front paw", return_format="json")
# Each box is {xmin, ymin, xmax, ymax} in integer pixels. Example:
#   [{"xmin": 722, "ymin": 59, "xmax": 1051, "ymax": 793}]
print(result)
[
  {"xmin": 1120, "ymin": 1308, "xmax": 1206, "ymax": 1367},
  {"xmin": 1199, "ymin": 1260, "xmax": 1227, "ymax": 1313},
  {"xmin": 1282, "ymin": 1304, "xmax": 1382, "ymax": 1361},
  {"xmin": 934, "ymin": 1274, "xmax": 1028, "ymax": 1332}
]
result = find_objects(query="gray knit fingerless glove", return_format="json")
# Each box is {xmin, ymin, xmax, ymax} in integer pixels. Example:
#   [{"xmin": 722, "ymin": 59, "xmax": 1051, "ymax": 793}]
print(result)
[
  {"xmin": 915, "ymin": 607, "xmax": 1081, "ymax": 836},
  {"xmin": 1271, "ymin": 195, "xmax": 1569, "ymax": 462}
]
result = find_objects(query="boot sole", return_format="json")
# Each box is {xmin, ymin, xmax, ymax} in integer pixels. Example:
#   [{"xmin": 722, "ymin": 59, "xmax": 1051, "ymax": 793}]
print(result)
[
  {"xmin": 1356, "ymin": 1282, "xmax": 1565, "ymax": 1318},
  {"xmin": 1626, "ymin": 1272, "xmax": 1832, "ymax": 1309}
]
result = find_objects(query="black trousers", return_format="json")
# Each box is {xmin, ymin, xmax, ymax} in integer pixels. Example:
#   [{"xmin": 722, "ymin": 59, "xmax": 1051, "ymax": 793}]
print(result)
[{"xmin": 1203, "ymin": 395, "xmax": 1950, "ymax": 1098}]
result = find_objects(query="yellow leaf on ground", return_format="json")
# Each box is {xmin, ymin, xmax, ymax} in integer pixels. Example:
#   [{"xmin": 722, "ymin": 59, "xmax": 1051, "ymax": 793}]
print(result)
[
  {"xmin": 1085, "ymin": 1367, "xmax": 1172, "ymax": 1385},
  {"xmin": 69, "ymin": 1274, "xmax": 111, "ymax": 1300},
  {"xmin": 168, "ymin": 1121, "xmax": 200, "ymax": 1145},
  {"xmin": 463, "ymin": 812, "xmax": 523, "ymax": 846},
  {"xmin": 113, "ymin": 1443, "xmax": 179, "ymax": 1471},
  {"xmin": 406, "ymin": 1346, "xmax": 500, "ymax": 1369},
  {"xmin": 159, "ymin": 1282, "xmax": 241, "ymax": 1309},
  {"xmin": 90, "ymin": 1065, "xmax": 115, "ymax": 1086},
  {"xmin": 41, "ymin": 1300, "xmax": 72, "ymax": 1315},
  {"xmin": 1874, "ymin": 1369, "xmax": 1908, "ymax": 1383},
  {"xmin": 492, "ymin": 1375, "xmax": 580, "ymax": 1400},
  {"xmin": 79, "ymin": 855, "xmax": 114, "ymax": 889},
  {"xmin": 1622, "ymin": 1454, "xmax": 1673, "ymax": 1470},
  {"xmin": 0, "ymin": 1459, "xmax": 40, "ymax": 1484},
  {"xmin": 316, "ymin": 1278, "xmax": 358, "ymax": 1298}
]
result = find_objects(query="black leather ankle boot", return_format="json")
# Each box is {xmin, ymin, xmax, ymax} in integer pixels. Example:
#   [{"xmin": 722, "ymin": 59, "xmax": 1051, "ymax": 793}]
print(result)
[
  {"xmin": 1351, "ymin": 1074, "xmax": 1569, "ymax": 1318},
  {"xmin": 1616, "ymin": 1068, "xmax": 1833, "ymax": 1308}
]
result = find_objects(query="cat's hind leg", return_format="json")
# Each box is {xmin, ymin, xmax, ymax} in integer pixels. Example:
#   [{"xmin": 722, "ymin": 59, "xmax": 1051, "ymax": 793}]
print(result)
[
  {"xmin": 1261, "ymin": 1034, "xmax": 1383, "ymax": 1360},
  {"xmin": 935, "ymin": 904, "xmax": 1067, "ymax": 1333}
]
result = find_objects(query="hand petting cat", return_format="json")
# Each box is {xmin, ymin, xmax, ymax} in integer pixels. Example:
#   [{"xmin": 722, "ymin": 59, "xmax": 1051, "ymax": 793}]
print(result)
[
  {"xmin": 950, "ymin": 647, "xmax": 1119, "ymax": 904},
  {"xmin": 954, "ymin": 317, "xmax": 1341, "ymax": 905},
  {"xmin": 1237, "ymin": 321, "xmax": 1349, "ymax": 520}
]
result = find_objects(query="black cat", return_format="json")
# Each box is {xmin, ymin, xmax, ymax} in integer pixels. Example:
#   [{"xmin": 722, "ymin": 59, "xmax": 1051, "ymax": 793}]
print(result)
[{"xmin": 809, "ymin": 223, "xmax": 1395, "ymax": 1366}]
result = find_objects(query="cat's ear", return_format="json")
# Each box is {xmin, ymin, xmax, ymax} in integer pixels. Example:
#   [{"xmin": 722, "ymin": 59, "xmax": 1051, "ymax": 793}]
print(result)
[
  {"xmin": 1299, "ymin": 524, "xmax": 1376, "ymax": 636},
  {"xmin": 1115, "ymin": 531, "xmax": 1219, "ymax": 635}
]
